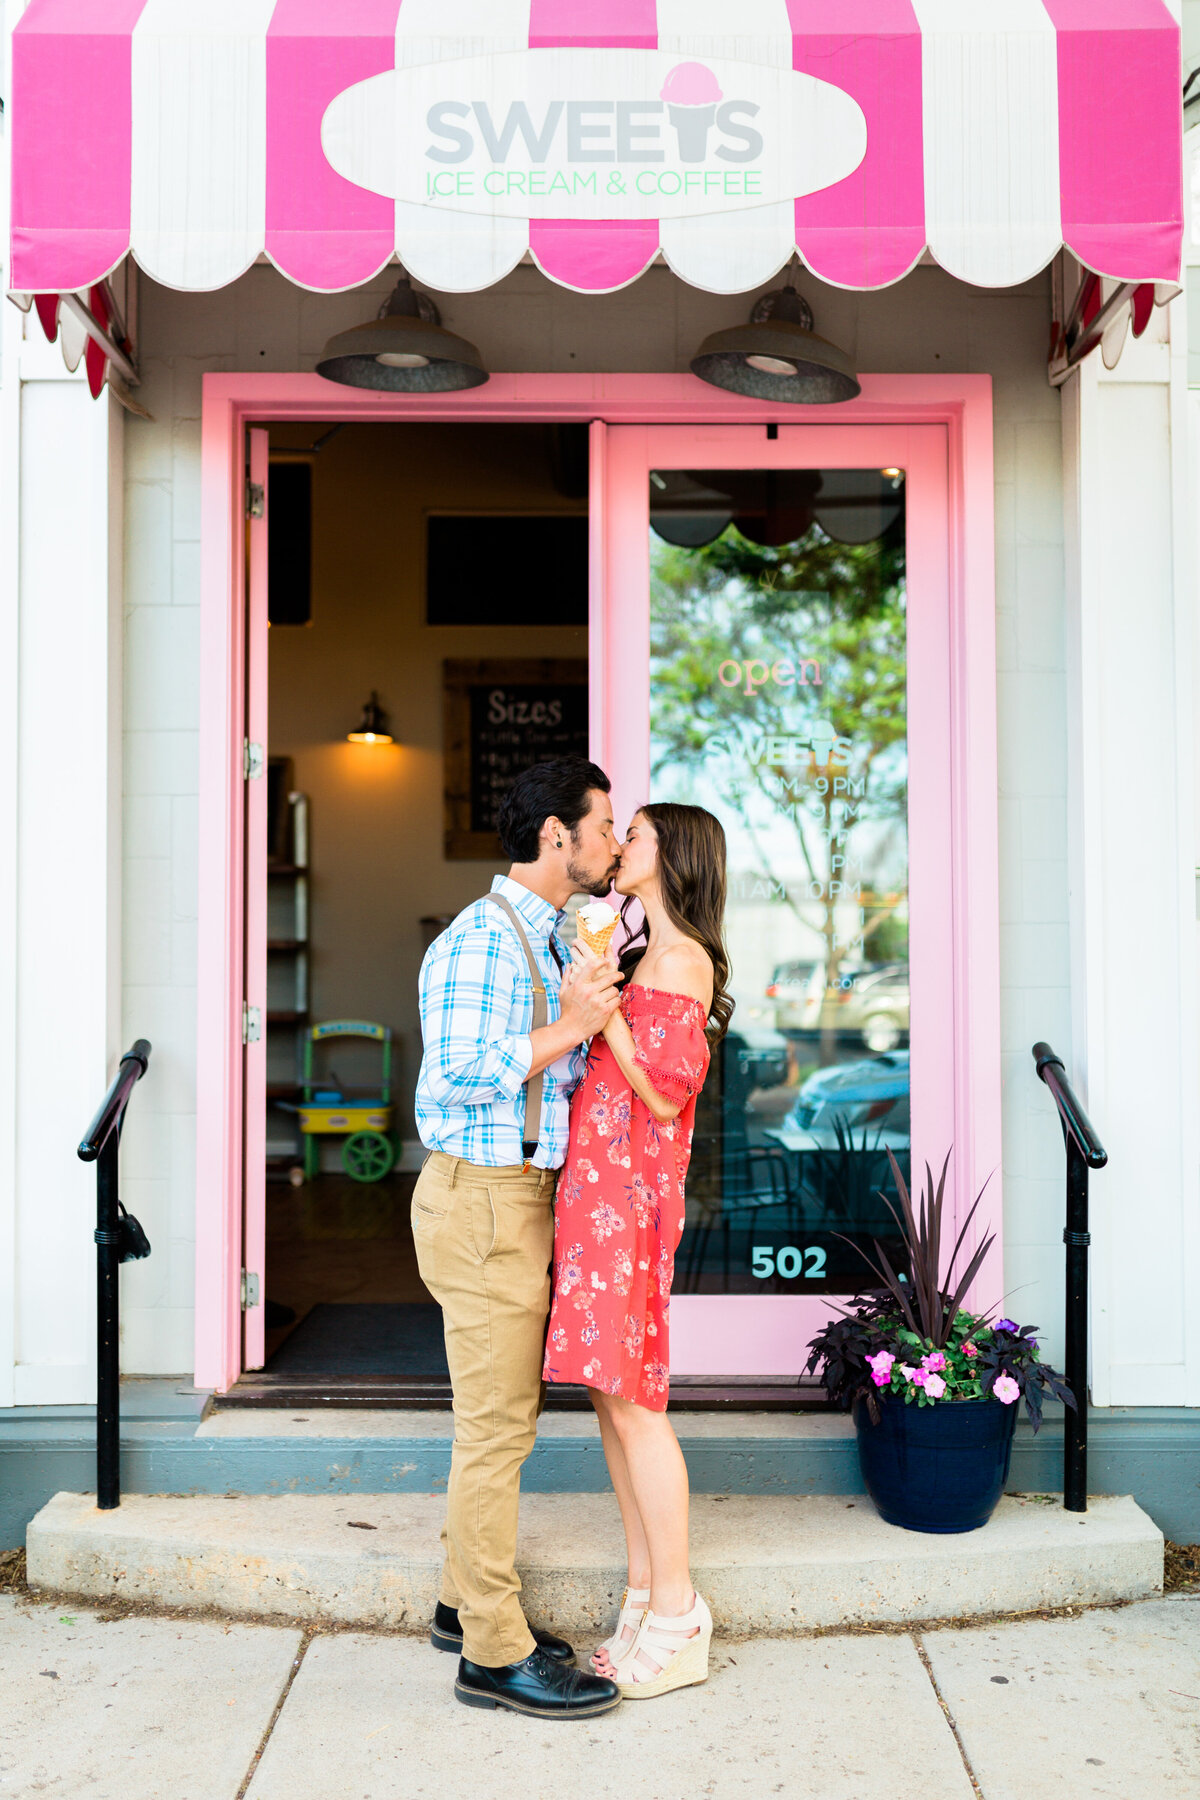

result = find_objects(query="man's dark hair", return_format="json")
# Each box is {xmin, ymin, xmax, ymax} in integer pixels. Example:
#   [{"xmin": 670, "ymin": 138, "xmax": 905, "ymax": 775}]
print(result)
[{"xmin": 497, "ymin": 756, "xmax": 611, "ymax": 862}]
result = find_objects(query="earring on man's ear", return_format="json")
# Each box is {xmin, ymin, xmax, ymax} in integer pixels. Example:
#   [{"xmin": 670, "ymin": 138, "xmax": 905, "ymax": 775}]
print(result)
[{"xmin": 556, "ymin": 839, "xmax": 562, "ymax": 849}]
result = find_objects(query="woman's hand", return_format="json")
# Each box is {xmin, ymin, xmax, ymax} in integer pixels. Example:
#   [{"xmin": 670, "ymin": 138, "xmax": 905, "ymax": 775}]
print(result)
[{"xmin": 569, "ymin": 942, "xmax": 627, "ymax": 1042}]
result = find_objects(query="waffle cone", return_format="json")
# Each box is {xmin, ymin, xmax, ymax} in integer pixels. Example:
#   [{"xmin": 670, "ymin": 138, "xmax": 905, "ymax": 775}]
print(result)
[{"xmin": 577, "ymin": 919, "xmax": 619, "ymax": 958}]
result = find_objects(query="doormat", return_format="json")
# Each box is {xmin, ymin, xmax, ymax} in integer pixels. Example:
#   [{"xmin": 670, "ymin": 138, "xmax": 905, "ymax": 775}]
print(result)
[{"xmin": 265, "ymin": 1302, "xmax": 448, "ymax": 1377}]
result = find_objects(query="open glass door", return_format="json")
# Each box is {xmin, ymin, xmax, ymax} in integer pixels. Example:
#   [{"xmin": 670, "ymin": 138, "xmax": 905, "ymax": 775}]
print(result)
[
  {"xmin": 242, "ymin": 426, "xmax": 270, "ymax": 1370},
  {"xmin": 596, "ymin": 422, "xmax": 978, "ymax": 1381}
]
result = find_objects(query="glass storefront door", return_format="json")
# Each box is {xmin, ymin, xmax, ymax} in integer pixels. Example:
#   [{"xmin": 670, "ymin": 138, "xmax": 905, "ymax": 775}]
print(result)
[
  {"xmin": 649, "ymin": 463, "xmax": 910, "ymax": 1304},
  {"xmin": 594, "ymin": 423, "xmax": 965, "ymax": 1378}
]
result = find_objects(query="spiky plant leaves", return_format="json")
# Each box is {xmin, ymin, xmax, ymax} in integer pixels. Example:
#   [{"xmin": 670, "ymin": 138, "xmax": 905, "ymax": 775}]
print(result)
[{"xmin": 829, "ymin": 1232, "xmax": 919, "ymax": 1336}]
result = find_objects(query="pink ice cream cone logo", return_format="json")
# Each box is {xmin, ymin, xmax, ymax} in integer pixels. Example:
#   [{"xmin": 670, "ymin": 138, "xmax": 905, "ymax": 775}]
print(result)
[{"xmin": 660, "ymin": 62, "xmax": 723, "ymax": 163}]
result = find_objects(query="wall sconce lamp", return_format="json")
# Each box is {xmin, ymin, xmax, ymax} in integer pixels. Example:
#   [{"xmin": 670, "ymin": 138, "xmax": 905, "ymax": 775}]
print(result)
[
  {"xmin": 347, "ymin": 692, "xmax": 393, "ymax": 745},
  {"xmin": 316, "ymin": 273, "xmax": 488, "ymax": 392},
  {"xmin": 690, "ymin": 273, "xmax": 860, "ymax": 404}
]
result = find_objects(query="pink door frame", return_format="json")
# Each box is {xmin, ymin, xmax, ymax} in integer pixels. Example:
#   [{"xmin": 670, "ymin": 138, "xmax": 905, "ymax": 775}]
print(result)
[{"xmin": 195, "ymin": 372, "xmax": 997, "ymax": 1394}]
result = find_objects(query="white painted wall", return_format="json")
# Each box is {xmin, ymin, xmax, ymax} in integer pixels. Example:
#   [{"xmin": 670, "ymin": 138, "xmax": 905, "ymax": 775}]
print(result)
[
  {"xmin": 6, "ymin": 327, "xmax": 124, "ymax": 1406},
  {"xmin": 1061, "ymin": 300, "xmax": 1200, "ymax": 1408},
  {"xmin": 102, "ymin": 261, "xmax": 1075, "ymax": 1378}
]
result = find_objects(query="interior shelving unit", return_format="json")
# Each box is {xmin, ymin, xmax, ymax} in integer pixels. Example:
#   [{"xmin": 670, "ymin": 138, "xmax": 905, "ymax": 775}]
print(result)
[{"xmin": 266, "ymin": 790, "xmax": 310, "ymax": 1173}]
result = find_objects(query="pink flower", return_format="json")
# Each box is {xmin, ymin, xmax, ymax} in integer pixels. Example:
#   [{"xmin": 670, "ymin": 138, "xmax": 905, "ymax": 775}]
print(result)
[
  {"xmin": 961, "ymin": 1341, "xmax": 978, "ymax": 1358},
  {"xmin": 908, "ymin": 1367, "xmax": 928, "ymax": 1387},
  {"xmin": 923, "ymin": 1352, "xmax": 946, "ymax": 1372},
  {"xmin": 993, "ymin": 1374, "xmax": 1020, "ymax": 1404},
  {"xmin": 923, "ymin": 1373, "xmax": 947, "ymax": 1398},
  {"xmin": 897, "ymin": 1363, "xmax": 917, "ymax": 1382},
  {"xmin": 866, "ymin": 1351, "xmax": 895, "ymax": 1384}
]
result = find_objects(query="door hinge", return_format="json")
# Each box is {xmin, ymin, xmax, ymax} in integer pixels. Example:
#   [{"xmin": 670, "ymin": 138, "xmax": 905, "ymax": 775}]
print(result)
[
  {"xmin": 242, "ymin": 1003, "xmax": 262, "ymax": 1045},
  {"xmin": 244, "ymin": 739, "xmax": 264, "ymax": 780},
  {"xmin": 241, "ymin": 1270, "xmax": 261, "ymax": 1310},
  {"xmin": 246, "ymin": 481, "xmax": 265, "ymax": 519}
]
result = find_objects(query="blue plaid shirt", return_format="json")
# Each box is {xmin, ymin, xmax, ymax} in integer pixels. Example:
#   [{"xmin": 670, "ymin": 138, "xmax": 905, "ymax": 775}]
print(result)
[{"xmin": 414, "ymin": 876, "xmax": 586, "ymax": 1169}]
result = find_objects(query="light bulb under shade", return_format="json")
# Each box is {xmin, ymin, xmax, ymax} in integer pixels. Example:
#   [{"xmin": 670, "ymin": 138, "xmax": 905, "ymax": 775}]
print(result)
[
  {"xmin": 691, "ymin": 319, "xmax": 860, "ymax": 405},
  {"xmin": 347, "ymin": 692, "xmax": 393, "ymax": 744},
  {"xmin": 317, "ymin": 315, "xmax": 487, "ymax": 392},
  {"xmin": 744, "ymin": 353, "xmax": 801, "ymax": 377}
]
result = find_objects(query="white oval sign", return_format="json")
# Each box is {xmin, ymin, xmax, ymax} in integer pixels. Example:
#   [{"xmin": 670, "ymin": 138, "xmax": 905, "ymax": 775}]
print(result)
[{"xmin": 322, "ymin": 48, "xmax": 866, "ymax": 222}]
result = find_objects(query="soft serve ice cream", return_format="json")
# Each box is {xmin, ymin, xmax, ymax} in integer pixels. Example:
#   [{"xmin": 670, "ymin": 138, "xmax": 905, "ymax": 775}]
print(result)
[{"xmin": 575, "ymin": 900, "xmax": 620, "ymax": 957}]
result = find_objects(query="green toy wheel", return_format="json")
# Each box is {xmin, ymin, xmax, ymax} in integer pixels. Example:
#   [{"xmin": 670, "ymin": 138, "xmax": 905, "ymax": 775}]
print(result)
[{"xmin": 342, "ymin": 1130, "xmax": 394, "ymax": 1183}]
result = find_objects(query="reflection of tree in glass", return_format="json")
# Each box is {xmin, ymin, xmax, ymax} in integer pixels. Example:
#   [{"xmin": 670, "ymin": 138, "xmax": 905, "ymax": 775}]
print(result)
[{"xmin": 650, "ymin": 517, "xmax": 907, "ymax": 1062}]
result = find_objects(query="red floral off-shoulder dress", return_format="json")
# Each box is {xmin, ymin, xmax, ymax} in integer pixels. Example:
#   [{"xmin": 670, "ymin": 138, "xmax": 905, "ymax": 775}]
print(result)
[{"xmin": 543, "ymin": 984, "xmax": 711, "ymax": 1411}]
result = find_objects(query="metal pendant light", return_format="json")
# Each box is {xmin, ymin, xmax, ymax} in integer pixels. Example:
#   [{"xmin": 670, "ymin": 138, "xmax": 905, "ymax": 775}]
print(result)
[
  {"xmin": 347, "ymin": 692, "xmax": 393, "ymax": 744},
  {"xmin": 316, "ymin": 273, "xmax": 488, "ymax": 392},
  {"xmin": 690, "ymin": 276, "xmax": 859, "ymax": 405}
]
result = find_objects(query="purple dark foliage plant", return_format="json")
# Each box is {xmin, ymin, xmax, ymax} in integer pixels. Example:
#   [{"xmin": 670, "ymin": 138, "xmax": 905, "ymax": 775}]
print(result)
[{"xmin": 805, "ymin": 1150, "xmax": 1076, "ymax": 1431}]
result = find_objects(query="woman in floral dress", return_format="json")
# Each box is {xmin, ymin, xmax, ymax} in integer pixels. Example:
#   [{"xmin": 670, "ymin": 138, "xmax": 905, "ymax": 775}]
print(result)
[{"xmin": 544, "ymin": 802, "xmax": 732, "ymax": 1701}]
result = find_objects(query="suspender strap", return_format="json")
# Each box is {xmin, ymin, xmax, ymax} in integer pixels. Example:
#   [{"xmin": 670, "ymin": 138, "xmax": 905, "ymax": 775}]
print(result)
[{"xmin": 484, "ymin": 893, "xmax": 549, "ymax": 1161}]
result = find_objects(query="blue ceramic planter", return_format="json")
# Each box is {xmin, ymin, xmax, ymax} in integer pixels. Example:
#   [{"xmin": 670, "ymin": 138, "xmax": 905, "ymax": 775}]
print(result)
[{"xmin": 854, "ymin": 1393, "xmax": 1018, "ymax": 1534}]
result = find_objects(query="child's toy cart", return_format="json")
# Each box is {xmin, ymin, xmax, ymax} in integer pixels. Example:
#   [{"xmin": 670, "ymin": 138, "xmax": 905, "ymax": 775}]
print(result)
[{"xmin": 297, "ymin": 1020, "xmax": 396, "ymax": 1183}]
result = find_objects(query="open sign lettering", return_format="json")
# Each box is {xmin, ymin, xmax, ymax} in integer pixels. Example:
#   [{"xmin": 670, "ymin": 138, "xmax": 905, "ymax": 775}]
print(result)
[{"xmin": 717, "ymin": 656, "xmax": 823, "ymax": 696}]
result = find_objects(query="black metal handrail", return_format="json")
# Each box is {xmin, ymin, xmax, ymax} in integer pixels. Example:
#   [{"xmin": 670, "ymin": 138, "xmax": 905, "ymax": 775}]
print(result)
[
  {"xmin": 77, "ymin": 1040, "xmax": 152, "ymax": 1510},
  {"xmin": 1032, "ymin": 1041, "xmax": 1107, "ymax": 1513},
  {"xmin": 79, "ymin": 1040, "xmax": 151, "ymax": 1161}
]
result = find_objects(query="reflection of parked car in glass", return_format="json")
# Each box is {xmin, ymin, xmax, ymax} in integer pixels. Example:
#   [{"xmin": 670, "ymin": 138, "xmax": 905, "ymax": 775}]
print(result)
[
  {"xmin": 786, "ymin": 962, "xmax": 909, "ymax": 1054},
  {"xmin": 765, "ymin": 1051, "xmax": 911, "ymax": 1154},
  {"xmin": 725, "ymin": 1025, "xmax": 790, "ymax": 1093},
  {"xmin": 841, "ymin": 964, "xmax": 909, "ymax": 1053},
  {"xmin": 765, "ymin": 959, "xmax": 820, "ymax": 1030}
]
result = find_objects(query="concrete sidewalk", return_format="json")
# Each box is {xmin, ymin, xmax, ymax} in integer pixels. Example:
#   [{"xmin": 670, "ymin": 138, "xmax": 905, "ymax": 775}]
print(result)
[{"xmin": 2, "ymin": 1592, "xmax": 1198, "ymax": 1800}]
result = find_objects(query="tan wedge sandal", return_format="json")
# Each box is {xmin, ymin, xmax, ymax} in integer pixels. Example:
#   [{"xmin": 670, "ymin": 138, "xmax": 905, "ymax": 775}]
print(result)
[
  {"xmin": 590, "ymin": 1585, "xmax": 649, "ymax": 1674},
  {"xmin": 612, "ymin": 1591, "xmax": 712, "ymax": 1700}
]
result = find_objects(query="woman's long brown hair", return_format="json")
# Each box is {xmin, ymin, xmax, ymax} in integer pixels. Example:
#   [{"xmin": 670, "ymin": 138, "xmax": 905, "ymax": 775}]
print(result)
[{"xmin": 618, "ymin": 802, "xmax": 734, "ymax": 1044}]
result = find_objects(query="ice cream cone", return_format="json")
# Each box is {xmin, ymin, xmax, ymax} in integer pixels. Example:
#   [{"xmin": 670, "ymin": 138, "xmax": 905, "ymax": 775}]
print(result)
[
  {"xmin": 577, "ymin": 918, "xmax": 619, "ymax": 958},
  {"xmin": 660, "ymin": 62, "xmax": 723, "ymax": 163},
  {"xmin": 576, "ymin": 901, "xmax": 620, "ymax": 959},
  {"xmin": 666, "ymin": 101, "xmax": 717, "ymax": 162}
]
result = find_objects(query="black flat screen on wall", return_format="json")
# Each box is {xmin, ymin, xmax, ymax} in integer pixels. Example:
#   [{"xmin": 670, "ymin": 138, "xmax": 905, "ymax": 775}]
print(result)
[
  {"xmin": 268, "ymin": 461, "xmax": 313, "ymax": 625},
  {"xmin": 427, "ymin": 515, "xmax": 588, "ymax": 626}
]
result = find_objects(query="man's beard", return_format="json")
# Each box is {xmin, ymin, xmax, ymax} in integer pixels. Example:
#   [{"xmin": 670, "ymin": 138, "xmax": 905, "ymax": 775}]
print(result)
[{"xmin": 565, "ymin": 836, "xmax": 620, "ymax": 898}]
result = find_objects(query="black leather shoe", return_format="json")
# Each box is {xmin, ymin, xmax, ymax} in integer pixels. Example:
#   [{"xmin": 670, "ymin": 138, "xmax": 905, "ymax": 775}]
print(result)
[
  {"xmin": 455, "ymin": 1647, "xmax": 620, "ymax": 1718},
  {"xmin": 430, "ymin": 1602, "xmax": 574, "ymax": 1665}
]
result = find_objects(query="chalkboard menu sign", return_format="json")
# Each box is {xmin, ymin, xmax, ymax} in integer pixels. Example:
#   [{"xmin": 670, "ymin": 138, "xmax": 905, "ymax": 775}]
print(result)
[{"xmin": 443, "ymin": 658, "xmax": 589, "ymax": 859}]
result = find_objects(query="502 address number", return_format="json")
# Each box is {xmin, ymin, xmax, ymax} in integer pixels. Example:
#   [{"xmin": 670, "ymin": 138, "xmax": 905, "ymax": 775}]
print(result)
[{"xmin": 751, "ymin": 1245, "xmax": 827, "ymax": 1280}]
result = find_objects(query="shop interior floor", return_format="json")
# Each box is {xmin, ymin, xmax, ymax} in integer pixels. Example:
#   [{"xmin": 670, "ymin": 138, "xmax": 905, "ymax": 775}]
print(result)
[{"xmin": 263, "ymin": 1303, "xmax": 449, "ymax": 1377}]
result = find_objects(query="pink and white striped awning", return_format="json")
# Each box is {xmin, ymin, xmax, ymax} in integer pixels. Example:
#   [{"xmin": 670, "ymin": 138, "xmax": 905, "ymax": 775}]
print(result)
[{"xmin": 10, "ymin": 0, "xmax": 1183, "ymax": 300}]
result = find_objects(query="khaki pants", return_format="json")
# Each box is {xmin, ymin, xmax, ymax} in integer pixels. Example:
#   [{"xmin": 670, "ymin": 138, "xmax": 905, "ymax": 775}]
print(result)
[{"xmin": 411, "ymin": 1149, "xmax": 556, "ymax": 1667}]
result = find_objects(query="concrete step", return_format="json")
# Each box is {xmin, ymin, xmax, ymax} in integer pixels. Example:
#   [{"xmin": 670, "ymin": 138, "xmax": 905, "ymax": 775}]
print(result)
[
  {"xmin": 7, "ymin": 1383, "xmax": 1200, "ymax": 1547},
  {"xmin": 27, "ymin": 1489, "xmax": 1162, "ymax": 1635}
]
